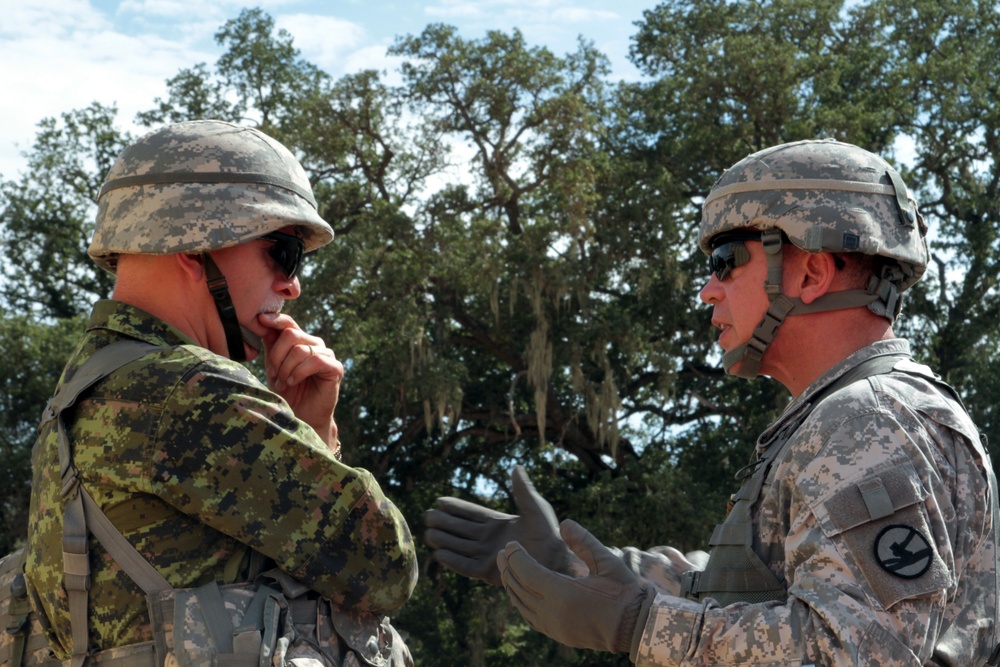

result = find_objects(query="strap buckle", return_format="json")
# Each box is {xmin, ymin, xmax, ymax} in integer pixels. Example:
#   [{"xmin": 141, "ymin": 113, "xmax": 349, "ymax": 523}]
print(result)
[{"xmin": 680, "ymin": 570, "xmax": 699, "ymax": 600}]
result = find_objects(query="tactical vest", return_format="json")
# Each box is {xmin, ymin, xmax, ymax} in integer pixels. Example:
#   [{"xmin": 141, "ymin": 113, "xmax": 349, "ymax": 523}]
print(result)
[
  {"xmin": 679, "ymin": 352, "xmax": 1000, "ymax": 665},
  {"xmin": 681, "ymin": 353, "xmax": 910, "ymax": 605},
  {"xmin": 2, "ymin": 340, "xmax": 409, "ymax": 667}
]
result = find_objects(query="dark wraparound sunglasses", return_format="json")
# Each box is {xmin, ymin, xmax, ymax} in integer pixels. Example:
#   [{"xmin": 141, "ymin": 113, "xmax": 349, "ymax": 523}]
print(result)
[
  {"xmin": 708, "ymin": 230, "xmax": 764, "ymax": 281},
  {"xmin": 262, "ymin": 231, "xmax": 306, "ymax": 279}
]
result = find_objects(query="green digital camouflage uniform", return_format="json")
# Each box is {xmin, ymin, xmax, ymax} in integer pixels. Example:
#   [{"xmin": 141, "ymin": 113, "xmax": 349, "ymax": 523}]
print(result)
[
  {"xmin": 624, "ymin": 338, "xmax": 997, "ymax": 666},
  {"xmin": 25, "ymin": 299, "xmax": 418, "ymax": 659}
]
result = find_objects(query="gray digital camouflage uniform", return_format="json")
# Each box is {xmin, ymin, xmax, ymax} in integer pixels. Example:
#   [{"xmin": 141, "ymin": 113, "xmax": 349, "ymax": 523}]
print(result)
[
  {"xmin": 25, "ymin": 300, "xmax": 418, "ymax": 659},
  {"xmin": 625, "ymin": 338, "xmax": 996, "ymax": 666}
]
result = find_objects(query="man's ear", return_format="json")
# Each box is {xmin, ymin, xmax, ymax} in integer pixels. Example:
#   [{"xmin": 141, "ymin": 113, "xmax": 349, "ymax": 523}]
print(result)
[
  {"xmin": 175, "ymin": 253, "xmax": 205, "ymax": 282},
  {"xmin": 794, "ymin": 251, "xmax": 838, "ymax": 305}
]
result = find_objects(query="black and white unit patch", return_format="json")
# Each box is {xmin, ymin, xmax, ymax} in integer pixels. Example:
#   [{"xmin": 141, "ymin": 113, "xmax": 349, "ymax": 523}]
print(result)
[{"xmin": 874, "ymin": 524, "xmax": 933, "ymax": 579}]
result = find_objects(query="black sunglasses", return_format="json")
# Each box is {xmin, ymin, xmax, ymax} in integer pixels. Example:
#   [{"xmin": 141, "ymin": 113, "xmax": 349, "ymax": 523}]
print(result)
[
  {"xmin": 262, "ymin": 231, "xmax": 305, "ymax": 279},
  {"xmin": 708, "ymin": 231, "xmax": 764, "ymax": 281}
]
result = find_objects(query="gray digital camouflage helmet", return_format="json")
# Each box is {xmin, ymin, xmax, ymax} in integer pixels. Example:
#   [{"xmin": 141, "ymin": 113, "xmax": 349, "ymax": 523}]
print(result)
[
  {"xmin": 89, "ymin": 119, "xmax": 333, "ymax": 272},
  {"xmin": 699, "ymin": 139, "xmax": 929, "ymax": 378},
  {"xmin": 90, "ymin": 120, "xmax": 334, "ymax": 362}
]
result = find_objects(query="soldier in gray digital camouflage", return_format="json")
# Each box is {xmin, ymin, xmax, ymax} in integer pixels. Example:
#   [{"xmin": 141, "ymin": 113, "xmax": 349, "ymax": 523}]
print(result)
[
  {"xmin": 424, "ymin": 139, "xmax": 1000, "ymax": 666},
  {"xmin": 19, "ymin": 120, "xmax": 418, "ymax": 667}
]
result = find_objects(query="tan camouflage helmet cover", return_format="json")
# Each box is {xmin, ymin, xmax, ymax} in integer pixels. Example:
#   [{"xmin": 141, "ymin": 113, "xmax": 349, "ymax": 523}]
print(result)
[
  {"xmin": 698, "ymin": 138, "xmax": 929, "ymax": 290},
  {"xmin": 89, "ymin": 119, "xmax": 334, "ymax": 273}
]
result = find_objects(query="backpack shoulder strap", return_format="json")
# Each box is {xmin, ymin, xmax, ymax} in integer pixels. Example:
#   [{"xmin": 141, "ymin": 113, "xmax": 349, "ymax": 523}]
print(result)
[
  {"xmin": 2, "ymin": 547, "xmax": 31, "ymax": 667},
  {"xmin": 41, "ymin": 340, "xmax": 169, "ymax": 667}
]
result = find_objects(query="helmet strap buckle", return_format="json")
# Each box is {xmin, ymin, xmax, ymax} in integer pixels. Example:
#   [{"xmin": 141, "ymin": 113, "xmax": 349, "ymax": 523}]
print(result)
[
  {"xmin": 761, "ymin": 229, "xmax": 785, "ymax": 302},
  {"xmin": 865, "ymin": 266, "xmax": 905, "ymax": 322},
  {"xmin": 725, "ymin": 295, "xmax": 795, "ymax": 378}
]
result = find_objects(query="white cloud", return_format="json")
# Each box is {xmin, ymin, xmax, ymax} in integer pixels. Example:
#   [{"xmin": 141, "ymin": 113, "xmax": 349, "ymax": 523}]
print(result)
[
  {"xmin": 1, "ymin": 0, "xmax": 109, "ymax": 37},
  {"xmin": 276, "ymin": 14, "xmax": 368, "ymax": 73},
  {"xmin": 0, "ymin": 0, "xmax": 649, "ymax": 179},
  {"xmin": 118, "ymin": 0, "xmax": 282, "ymax": 20},
  {"xmin": 344, "ymin": 44, "xmax": 405, "ymax": 84},
  {"xmin": 118, "ymin": 0, "xmax": 203, "ymax": 19},
  {"xmin": 0, "ymin": 2, "xmax": 216, "ymax": 178}
]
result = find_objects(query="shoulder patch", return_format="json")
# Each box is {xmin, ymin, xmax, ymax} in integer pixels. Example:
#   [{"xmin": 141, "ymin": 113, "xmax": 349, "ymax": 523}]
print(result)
[
  {"xmin": 874, "ymin": 524, "xmax": 933, "ymax": 579},
  {"xmin": 815, "ymin": 460, "xmax": 951, "ymax": 608}
]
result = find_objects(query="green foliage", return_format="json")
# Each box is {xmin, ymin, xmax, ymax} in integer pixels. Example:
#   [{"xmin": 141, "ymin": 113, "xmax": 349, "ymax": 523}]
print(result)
[
  {"xmin": 135, "ymin": 7, "xmax": 330, "ymax": 132},
  {"xmin": 0, "ymin": 103, "xmax": 121, "ymax": 318},
  {"xmin": 881, "ymin": 0, "xmax": 1000, "ymax": 456},
  {"xmin": 3, "ymin": 1, "xmax": 1000, "ymax": 664},
  {"xmin": 0, "ymin": 311, "xmax": 84, "ymax": 552}
]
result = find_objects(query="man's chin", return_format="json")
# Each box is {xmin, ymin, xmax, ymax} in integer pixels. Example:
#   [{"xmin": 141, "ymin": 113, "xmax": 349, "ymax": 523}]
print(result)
[
  {"xmin": 716, "ymin": 327, "xmax": 736, "ymax": 349},
  {"xmin": 723, "ymin": 360, "xmax": 744, "ymax": 376}
]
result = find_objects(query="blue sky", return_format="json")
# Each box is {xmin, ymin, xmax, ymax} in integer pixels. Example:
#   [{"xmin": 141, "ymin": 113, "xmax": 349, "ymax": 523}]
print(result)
[{"xmin": 0, "ymin": 0, "xmax": 656, "ymax": 179}]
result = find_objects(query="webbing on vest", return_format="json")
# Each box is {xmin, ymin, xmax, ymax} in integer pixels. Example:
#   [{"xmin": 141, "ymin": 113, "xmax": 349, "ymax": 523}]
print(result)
[
  {"xmin": 20, "ymin": 340, "xmax": 409, "ymax": 667},
  {"xmin": 681, "ymin": 352, "xmax": 909, "ymax": 605},
  {"xmin": 39, "ymin": 340, "xmax": 161, "ymax": 667},
  {"xmin": 2, "ymin": 548, "xmax": 31, "ymax": 667}
]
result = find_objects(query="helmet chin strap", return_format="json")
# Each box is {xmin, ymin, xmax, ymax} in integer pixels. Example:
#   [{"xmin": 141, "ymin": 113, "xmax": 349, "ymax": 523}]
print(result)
[
  {"xmin": 202, "ymin": 254, "xmax": 252, "ymax": 362},
  {"xmin": 722, "ymin": 229, "xmax": 901, "ymax": 379},
  {"xmin": 239, "ymin": 325, "xmax": 264, "ymax": 354}
]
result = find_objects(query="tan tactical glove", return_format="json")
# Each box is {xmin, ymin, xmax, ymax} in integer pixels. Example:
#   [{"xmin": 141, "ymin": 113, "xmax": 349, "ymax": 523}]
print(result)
[
  {"xmin": 424, "ymin": 465, "xmax": 571, "ymax": 586},
  {"xmin": 496, "ymin": 519, "xmax": 655, "ymax": 656}
]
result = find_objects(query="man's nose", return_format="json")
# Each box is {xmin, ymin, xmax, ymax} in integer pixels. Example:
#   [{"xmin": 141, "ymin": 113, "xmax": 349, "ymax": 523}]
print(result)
[
  {"xmin": 277, "ymin": 275, "xmax": 301, "ymax": 299},
  {"xmin": 699, "ymin": 274, "xmax": 723, "ymax": 304}
]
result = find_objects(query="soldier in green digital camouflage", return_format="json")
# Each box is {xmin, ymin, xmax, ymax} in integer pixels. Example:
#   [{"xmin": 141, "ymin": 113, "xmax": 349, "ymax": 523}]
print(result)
[
  {"xmin": 23, "ymin": 120, "xmax": 418, "ymax": 665},
  {"xmin": 425, "ymin": 139, "xmax": 1000, "ymax": 665}
]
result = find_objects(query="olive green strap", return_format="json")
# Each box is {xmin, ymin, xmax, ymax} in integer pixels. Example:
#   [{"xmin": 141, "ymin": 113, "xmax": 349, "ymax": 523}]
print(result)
[
  {"xmin": 3, "ymin": 548, "xmax": 30, "ymax": 667},
  {"xmin": 685, "ymin": 353, "xmax": 910, "ymax": 604},
  {"xmin": 722, "ymin": 294, "xmax": 795, "ymax": 378},
  {"xmin": 42, "ymin": 340, "xmax": 159, "ymax": 667},
  {"xmin": 80, "ymin": 489, "xmax": 170, "ymax": 594}
]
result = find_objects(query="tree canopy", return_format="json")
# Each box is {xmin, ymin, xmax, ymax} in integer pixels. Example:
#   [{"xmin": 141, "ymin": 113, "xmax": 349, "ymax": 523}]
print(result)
[{"xmin": 2, "ymin": 2, "xmax": 1000, "ymax": 664}]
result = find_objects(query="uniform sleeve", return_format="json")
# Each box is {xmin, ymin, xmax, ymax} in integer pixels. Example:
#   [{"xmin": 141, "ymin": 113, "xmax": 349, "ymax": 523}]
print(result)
[
  {"xmin": 630, "ymin": 405, "xmax": 991, "ymax": 666},
  {"xmin": 145, "ymin": 360, "xmax": 417, "ymax": 613}
]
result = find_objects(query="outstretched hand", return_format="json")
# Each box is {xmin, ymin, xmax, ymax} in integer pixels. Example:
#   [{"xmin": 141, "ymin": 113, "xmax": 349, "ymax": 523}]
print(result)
[
  {"xmin": 424, "ymin": 466, "xmax": 570, "ymax": 586},
  {"xmin": 258, "ymin": 312, "xmax": 344, "ymax": 451},
  {"xmin": 497, "ymin": 519, "xmax": 653, "ymax": 655}
]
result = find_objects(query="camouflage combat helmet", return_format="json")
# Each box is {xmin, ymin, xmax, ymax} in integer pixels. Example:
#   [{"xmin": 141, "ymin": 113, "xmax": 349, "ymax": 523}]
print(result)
[
  {"xmin": 699, "ymin": 139, "xmax": 929, "ymax": 379},
  {"xmin": 89, "ymin": 119, "xmax": 333, "ymax": 272},
  {"xmin": 89, "ymin": 120, "xmax": 335, "ymax": 362}
]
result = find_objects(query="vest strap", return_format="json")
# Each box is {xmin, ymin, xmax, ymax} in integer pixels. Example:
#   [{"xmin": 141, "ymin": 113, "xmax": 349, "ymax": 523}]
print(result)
[
  {"xmin": 47, "ymin": 341, "xmax": 159, "ymax": 667},
  {"xmin": 687, "ymin": 352, "xmax": 911, "ymax": 605}
]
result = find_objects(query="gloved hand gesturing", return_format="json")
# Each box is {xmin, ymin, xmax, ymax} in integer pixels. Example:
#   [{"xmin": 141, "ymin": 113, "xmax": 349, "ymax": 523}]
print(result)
[
  {"xmin": 496, "ymin": 519, "xmax": 655, "ymax": 656},
  {"xmin": 424, "ymin": 465, "xmax": 570, "ymax": 586}
]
